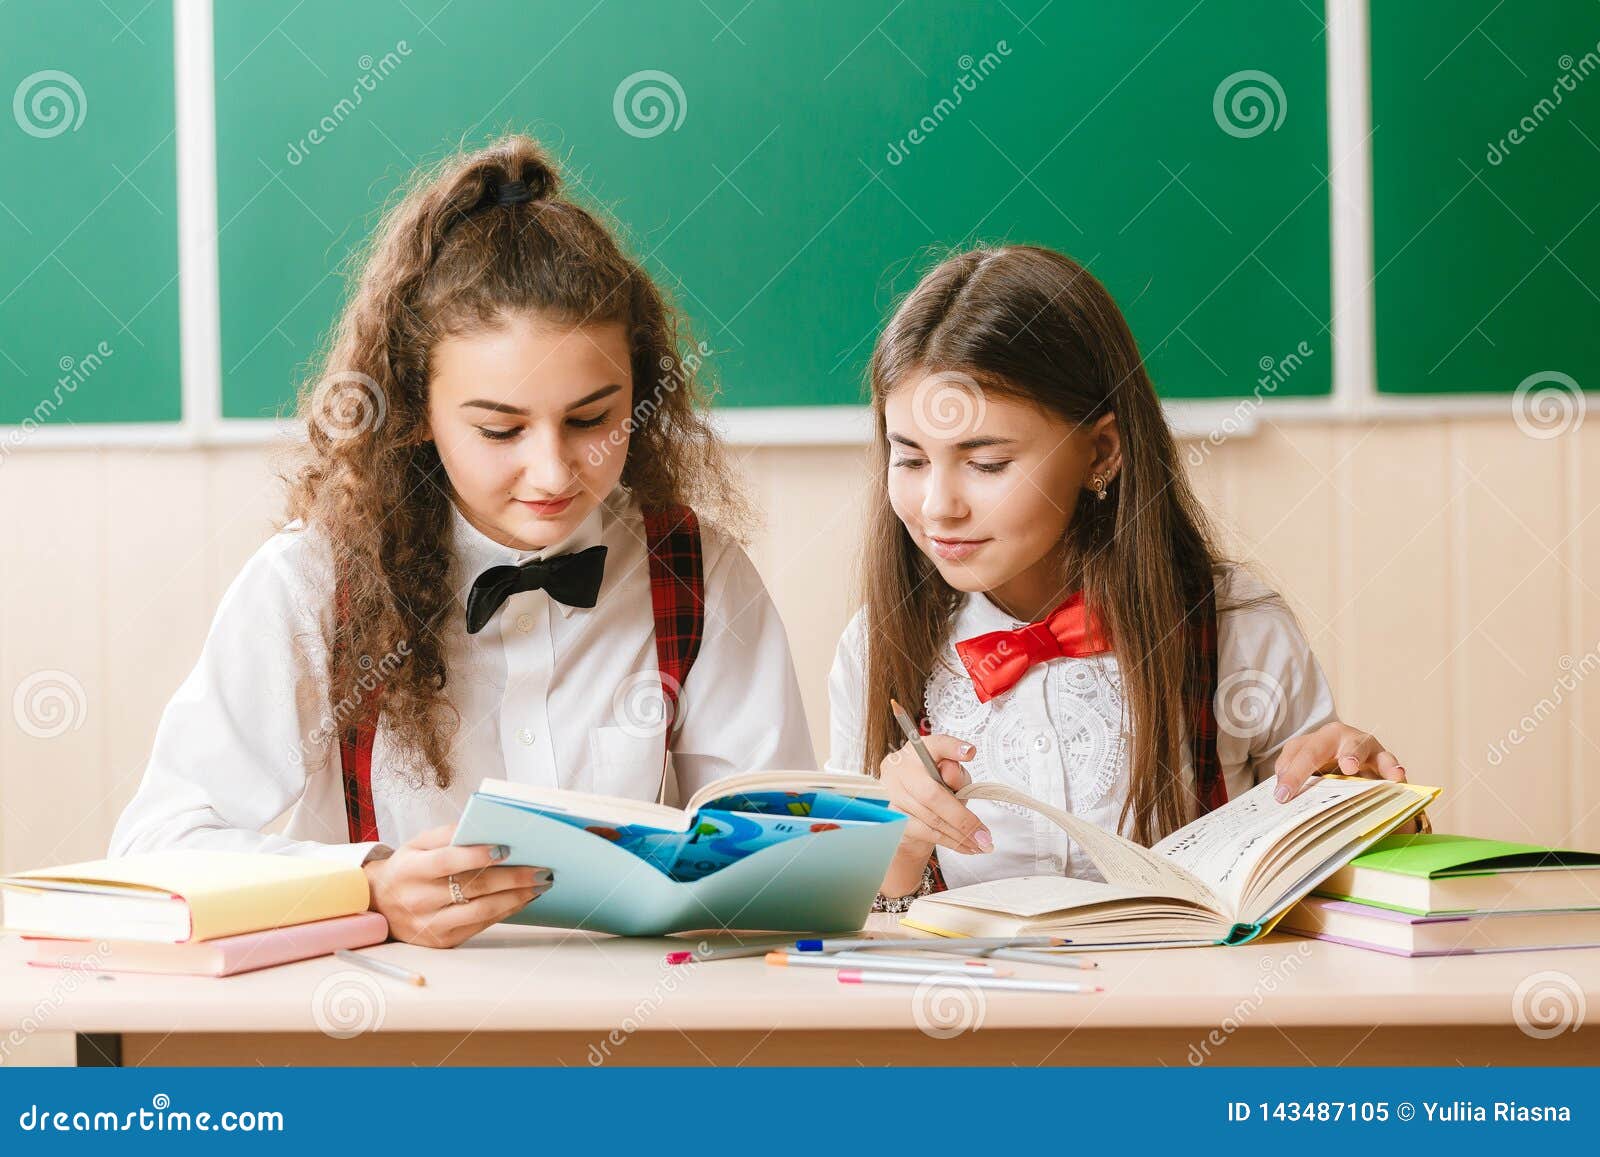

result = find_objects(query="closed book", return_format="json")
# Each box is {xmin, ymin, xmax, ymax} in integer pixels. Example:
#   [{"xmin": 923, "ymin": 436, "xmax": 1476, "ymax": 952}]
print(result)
[
  {"xmin": 0, "ymin": 851, "xmax": 371, "ymax": 943},
  {"xmin": 24, "ymin": 911, "xmax": 389, "ymax": 976},
  {"xmin": 1281, "ymin": 896, "xmax": 1600, "ymax": 956},
  {"xmin": 1315, "ymin": 833, "xmax": 1600, "ymax": 915}
]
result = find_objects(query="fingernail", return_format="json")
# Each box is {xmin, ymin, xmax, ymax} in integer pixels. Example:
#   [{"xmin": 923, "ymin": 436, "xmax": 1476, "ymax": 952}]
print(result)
[
  {"xmin": 1274, "ymin": 782, "xmax": 1290, "ymax": 802},
  {"xmin": 962, "ymin": 744, "xmax": 975, "ymax": 757},
  {"xmin": 1393, "ymin": 766, "xmax": 1407, "ymax": 776},
  {"xmin": 530, "ymin": 868, "xmax": 553, "ymax": 883},
  {"xmin": 492, "ymin": 845, "xmax": 511, "ymax": 862},
  {"xmin": 974, "ymin": 829, "xmax": 993, "ymax": 852}
]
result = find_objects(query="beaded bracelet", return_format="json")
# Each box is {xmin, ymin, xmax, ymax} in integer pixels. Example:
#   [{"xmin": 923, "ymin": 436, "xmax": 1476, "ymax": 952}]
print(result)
[{"xmin": 870, "ymin": 862, "xmax": 939, "ymax": 914}]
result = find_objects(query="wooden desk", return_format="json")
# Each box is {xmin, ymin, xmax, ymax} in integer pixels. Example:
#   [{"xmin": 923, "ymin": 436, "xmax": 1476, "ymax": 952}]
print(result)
[{"xmin": 3, "ymin": 923, "xmax": 1596, "ymax": 1066}]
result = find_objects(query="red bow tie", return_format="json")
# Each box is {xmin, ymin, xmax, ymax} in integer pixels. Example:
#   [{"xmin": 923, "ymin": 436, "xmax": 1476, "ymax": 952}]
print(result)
[{"xmin": 953, "ymin": 592, "xmax": 1113, "ymax": 703}]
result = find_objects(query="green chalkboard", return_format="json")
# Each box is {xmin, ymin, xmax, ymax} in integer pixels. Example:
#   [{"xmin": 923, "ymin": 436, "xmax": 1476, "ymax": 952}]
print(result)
[
  {"xmin": 0, "ymin": 0, "xmax": 180, "ymax": 425},
  {"xmin": 215, "ymin": 0, "xmax": 1333, "ymax": 419},
  {"xmin": 1372, "ymin": 1, "xmax": 1600, "ymax": 393}
]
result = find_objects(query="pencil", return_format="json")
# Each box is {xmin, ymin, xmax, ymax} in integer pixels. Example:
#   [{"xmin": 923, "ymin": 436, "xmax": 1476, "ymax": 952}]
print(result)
[
  {"xmin": 766, "ymin": 951, "xmax": 1012, "ymax": 977},
  {"xmin": 889, "ymin": 698, "xmax": 948, "ymax": 788},
  {"xmin": 837, "ymin": 970, "xmax": 1102, "ymax": 994},
  {"xmin": 979, "ymin": 948, "xmax": 1098, "ymax": 970},
  {"xmin": 335, "ymin": 948, "xmax": 426, "ymax": 987},
  {"xmin": 665, "ymin": 937, "xmax": 796, "ymax": 964},
  {"xmin": 795, "ymin": 935, "xmax": 1072, "ymax": 953}
]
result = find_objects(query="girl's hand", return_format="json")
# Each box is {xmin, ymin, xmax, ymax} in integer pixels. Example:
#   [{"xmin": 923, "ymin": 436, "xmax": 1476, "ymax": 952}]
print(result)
[
  {"xmin": 1272, "ymin": 721, "xmax": 1416, "ymax": 822},
  {"xmin": 363, "ymin": 825, "xmax": 552, "ymax": 948},
  {"xmin": 879, "ymin": 734, "xmax": 993, "ymax": 857}
]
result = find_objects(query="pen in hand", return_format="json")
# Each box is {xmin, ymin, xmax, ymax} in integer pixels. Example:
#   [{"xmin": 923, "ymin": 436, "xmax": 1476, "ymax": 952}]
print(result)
[
  {"xmin": 889, "ymin": 698, "xmax": 993, "ymax": 855},
  {"xmin": 889, "ymin": 698, "xmax": 954, "ymax": 792}
]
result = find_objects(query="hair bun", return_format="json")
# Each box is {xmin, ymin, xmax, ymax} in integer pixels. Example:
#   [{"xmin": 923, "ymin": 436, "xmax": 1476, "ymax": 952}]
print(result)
[
  {"xmin": 491, "ymin": 179, "xmax": 534, "ymax": 206},
  {"xmin": 512, "ymin": 157, "xmax": 558, "ymax": 202}
]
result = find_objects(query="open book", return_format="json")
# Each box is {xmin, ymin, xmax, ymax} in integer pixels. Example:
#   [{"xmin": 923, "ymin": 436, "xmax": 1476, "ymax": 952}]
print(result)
[
  {"xmin": 901, "ymin": 775, "xmax": 1439, "ymax": 947},
  {"xmin": 476, "ymin": 770, "xmax": 900, "ymax": 882},
  {"xmin": 452, "ymin": 771, "xmax": 907, "ymax": 935}
]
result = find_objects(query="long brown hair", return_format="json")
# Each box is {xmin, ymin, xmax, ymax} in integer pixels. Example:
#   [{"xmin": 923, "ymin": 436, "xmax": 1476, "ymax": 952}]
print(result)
[
  {"xmin": 861, "ymin": 244, "xmax": 1238, "ymax": 846},
  {"xmin": 281, "ymin": 133, "xmax": 741, "ymax": 789}
]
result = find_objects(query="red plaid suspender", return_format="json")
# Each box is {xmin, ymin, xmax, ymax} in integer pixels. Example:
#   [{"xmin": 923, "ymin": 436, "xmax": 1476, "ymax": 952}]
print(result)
[
  {"xmin": 335, "ymin": 504, "xmax": 705, "ymax": 845},
  {"xmin": 1187, "ymin": 576, "xmax": 1228, "ymax": 816},
  {"xmin": 641, "ymin": 505, "xmax": 706, "ymax": 750}
]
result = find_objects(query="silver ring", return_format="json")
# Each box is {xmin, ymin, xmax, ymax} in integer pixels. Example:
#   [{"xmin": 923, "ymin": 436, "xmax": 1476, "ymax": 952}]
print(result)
[{"xmin": 448, "ymin": 874, "xmax": 466, "ymax": 905}]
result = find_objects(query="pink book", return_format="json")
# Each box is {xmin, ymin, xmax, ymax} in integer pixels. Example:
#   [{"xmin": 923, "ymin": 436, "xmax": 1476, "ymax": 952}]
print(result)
[
  {"xmin": 1281, "ymin": 896, "xmax": 1600, "ymax": 957},
  {"xmin": 24, "ymin": 911, "xmax": 389, "ymax": 976}
]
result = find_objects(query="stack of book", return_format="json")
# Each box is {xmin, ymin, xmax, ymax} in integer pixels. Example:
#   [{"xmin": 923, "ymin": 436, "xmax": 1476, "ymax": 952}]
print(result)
[
  {"xmin": 0, "ymin": 851, "xmax": 385, "ymax": 976},
  {"xmin": 1281, "ymin": 833, "xmax": 1600, "ymax": 956}
]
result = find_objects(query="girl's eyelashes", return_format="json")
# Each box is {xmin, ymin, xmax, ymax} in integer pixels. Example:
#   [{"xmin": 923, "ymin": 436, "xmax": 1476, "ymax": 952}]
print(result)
[
  {"xmin": 473, "ymin": 411, "xmax": 611, "ymax": 440},
  {"xmin": 890, "ymin": 457, "xmax": 1012, "ymax": 473}
]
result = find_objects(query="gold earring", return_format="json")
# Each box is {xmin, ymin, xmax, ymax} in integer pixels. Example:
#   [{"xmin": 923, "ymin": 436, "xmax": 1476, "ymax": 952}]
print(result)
[{"xmin": 1092, "ymin": 474, "xmax": 1109, "ymax": 501}]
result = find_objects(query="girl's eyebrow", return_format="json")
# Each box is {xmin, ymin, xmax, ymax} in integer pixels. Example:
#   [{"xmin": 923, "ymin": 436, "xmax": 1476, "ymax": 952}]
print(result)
[
  {"xmin": 460, "ymin": 383, "xmax": 624, "ymax": 416},
  {"xmin": 565, "ymin": 383, "xmax": 624, "ymax": 411},
  {"xmin": 887, "ymin": 431, "xmax": 1016, "ymax": 451}
]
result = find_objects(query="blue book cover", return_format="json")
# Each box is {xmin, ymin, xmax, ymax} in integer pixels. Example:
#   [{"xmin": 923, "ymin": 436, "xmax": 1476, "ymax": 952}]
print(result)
[{"xmin": 452, "ymin": 775, "xmax": 908, "ymax": 936}]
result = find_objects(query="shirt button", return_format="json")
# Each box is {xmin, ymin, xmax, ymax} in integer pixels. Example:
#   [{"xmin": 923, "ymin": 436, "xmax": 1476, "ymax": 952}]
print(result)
[
  {"xmin": 517, "ymin": 728, "xmax": 535, "ymax": 746},
  {"xmin": 515, "ymin": 614, "xmax": 534, "ymax": 633},
  {"xmin": 1033, "ymin": 733, "xmax": 1052, "ymax": 753}
]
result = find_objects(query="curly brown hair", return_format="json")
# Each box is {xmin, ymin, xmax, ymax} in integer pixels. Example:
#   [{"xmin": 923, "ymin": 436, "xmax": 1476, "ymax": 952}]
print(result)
[{"xmin": 279, "ymin": 133, "xmax": 743, "ymax": 791}]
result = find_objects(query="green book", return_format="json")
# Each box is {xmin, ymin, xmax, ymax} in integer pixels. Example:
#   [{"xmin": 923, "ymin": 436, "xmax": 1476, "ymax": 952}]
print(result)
[{"xmin": 1315, "ymin": 833, "xmax": 1600, "ymax": 916}]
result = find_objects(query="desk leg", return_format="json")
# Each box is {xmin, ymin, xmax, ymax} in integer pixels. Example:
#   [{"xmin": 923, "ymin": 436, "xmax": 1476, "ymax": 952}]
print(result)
[{"xmin": 75, "ymin": 1033, "xmax": 122, "ymax": 1067}]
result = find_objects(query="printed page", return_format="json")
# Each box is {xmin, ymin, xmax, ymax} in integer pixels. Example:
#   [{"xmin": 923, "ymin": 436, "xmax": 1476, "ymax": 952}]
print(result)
[
  {"xmin": 683, "ymin": 770, "xmax": 887, "ymax": 814},
  {"xmin": 957, "ymin": 782, "xmax": 1223, "ymax": 911},
  {"xmin": 923, "ymin": 873, "xmax": 1192, "ymax": 918},
  {"xmin": 1151, "ymin": 776, "xmax": 1381, "ymax": 913}
]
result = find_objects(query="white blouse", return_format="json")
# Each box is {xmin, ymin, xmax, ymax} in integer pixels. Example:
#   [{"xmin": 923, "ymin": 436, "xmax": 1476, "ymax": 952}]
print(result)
[
  {"xmin": 111, "ymin": 489, "xmax": 816, "ymax": 865},
  {"xmin": 825, "ymin": 567, "xmax": 1337, "ymax": 888}
]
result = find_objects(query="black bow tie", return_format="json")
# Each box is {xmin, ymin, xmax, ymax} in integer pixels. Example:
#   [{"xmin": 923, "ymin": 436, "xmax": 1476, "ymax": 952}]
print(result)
[{"xmin": 464, "ymin": 545, "xmax": 608, "ymax": 634}]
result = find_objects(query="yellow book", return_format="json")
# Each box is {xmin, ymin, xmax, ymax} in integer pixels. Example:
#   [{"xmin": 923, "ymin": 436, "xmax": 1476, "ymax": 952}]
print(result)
[{"xmin": 0, "ymin": 851, "xmax": 371, "ymax": 943}]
